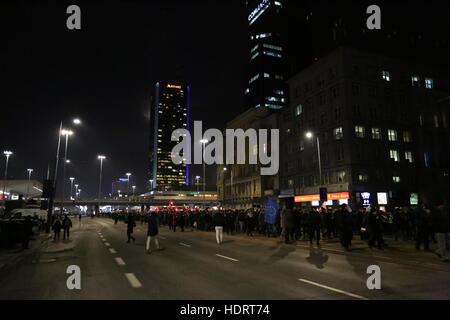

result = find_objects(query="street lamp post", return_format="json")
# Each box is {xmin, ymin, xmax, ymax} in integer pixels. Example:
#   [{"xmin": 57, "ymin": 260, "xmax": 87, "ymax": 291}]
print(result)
[
  {"xmin": 74, "ymin": 184, "xmax": 79, "ymax": 199},
  {"xmin": 126, "ymin": 172, "xmax": 131, "ymax": 197},
  {"xmin": 26, "ymin": 168, "xmax": 33, "ymax": 199},
  {"xmin": 306, "ymin": 132, "xmax": 322, "ymax": 187},
  {"xmin": 195, "ymin": 176, "xmax": 200, "ymax": 193},
  {"xmin": 69, "ymin": 177, "xmax": 75, "ymax": 200},
  {"xmin": 61, "ymin": 129, "xmax": 73, "ymax": 213},
  {"xmin": 200, "ymin": 139, "xmax": 208, "ymax": 206},
  {"xmin": 2, "ymin": 151, "xmax": 13, "ymax": 203},
  {"xmin": 97, "ymin": 155, "xmax": 106, "ymax": 212},
  {"xmin": 132, "ymin": 185, "xmax": 136, "ymax": 197},
  {"xmin": 149, "ymin": 179, "xmax": 154, "ymax": 191}
]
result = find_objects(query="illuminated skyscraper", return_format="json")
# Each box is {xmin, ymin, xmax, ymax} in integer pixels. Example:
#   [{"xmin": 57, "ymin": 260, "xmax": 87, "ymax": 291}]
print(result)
[{"xmin": 149, "ymin": 82, "xmax": 190, "ymax": 190}]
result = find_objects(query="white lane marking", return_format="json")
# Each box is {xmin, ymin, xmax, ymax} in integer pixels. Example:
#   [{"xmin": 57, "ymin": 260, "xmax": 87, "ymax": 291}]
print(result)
[
  {"xmin": 102, "ymin": 238, "xmax": 106, "ymax": 242},
  {"xmin": 105, "ymin": 242, "xmax": 111, "ymax": 247},
  {"xmin": 109, "ymin": 248, "xmax": 117, "ymax": 254},
  {"xmin": 125, "ymin": 273, "xmax": 143, "ymax": 288},
  {"xmin": 159, "ymin": 236, "xmax": 167, "ymax": 240},
  {"xmin": 115, "ymin": 257, "xmax": 126, "ymax": 266},
  {"xmin": 216, "ymin": 254, "xmax": 239, "ymax": 262},
  {"xmin": 179, "ymin": 242, "xmax": 191, "ymax": 248},
  {"xmin": 298, "ymin": 278, "xmax": 369, "ymax": 300}
]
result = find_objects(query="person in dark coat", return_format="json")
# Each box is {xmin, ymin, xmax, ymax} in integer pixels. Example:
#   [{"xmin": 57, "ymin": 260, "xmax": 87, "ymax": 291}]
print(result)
[
  {"xmin": 62, "ymin": 216, "xmax": 73, "ymax": 240},
  {"xmin": 415, "ymin": 203, "xmax": 432, "ymax": 251},
  {"xmin": 22, "ymin": 216, "xmax": 33, "ymax": 249},
  {"xmin": 368, "ymin": 208, "xmax": 384, "ymax": 249},
  {"xmin": 146, "ymin": 212, "xmax": 161, "ymax": 253},
  {"xmin": 126, "ymin": 214, "xmax": 136, "ymax": 243},
  {"xmin": 337, "ymin": 204, "xmax": 353, "ymax": 251},
  {"xmin": 52, "ymin": 217, "xmax": 62, "ymax": 241},
  {"xmin": 307, "ymin": 209, "xmax": 322, "ymax": 246}
]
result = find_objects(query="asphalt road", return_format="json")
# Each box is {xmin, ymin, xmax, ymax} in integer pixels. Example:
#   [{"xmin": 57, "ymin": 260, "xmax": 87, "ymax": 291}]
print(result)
[{"xmin": 0, "ymin": 217, "xmax": 449, "ymax": 300}]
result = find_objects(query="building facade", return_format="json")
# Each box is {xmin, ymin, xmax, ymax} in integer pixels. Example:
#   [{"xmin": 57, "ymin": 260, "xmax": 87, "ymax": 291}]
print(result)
[
  {"xmin": 217, "ymin": 107, "xmax": 279, "ymax": 209},
  {"xmin": 149, "ymin": 82, "xmax": 190, "ymax": 191},
  {"xmin": 280, "ymin": 47, "xmax": 450, "ymax": 208}
]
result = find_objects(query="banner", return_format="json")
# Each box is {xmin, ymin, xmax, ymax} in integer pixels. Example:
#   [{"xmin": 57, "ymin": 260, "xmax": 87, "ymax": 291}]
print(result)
[{"xmin": 263, "ymin": 198, "xmax": 279, "ymax": 225}]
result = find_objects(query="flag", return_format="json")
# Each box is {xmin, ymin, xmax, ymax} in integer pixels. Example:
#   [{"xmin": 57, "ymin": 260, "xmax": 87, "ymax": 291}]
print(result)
[{"xmin": 264, "ymin": 198, "xmax": 279, "ymax": 225}]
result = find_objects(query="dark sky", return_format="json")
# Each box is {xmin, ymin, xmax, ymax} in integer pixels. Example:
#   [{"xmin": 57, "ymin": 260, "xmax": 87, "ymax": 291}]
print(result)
[{"xmin": 1, "ymin": 0, "xmax": 248, "ymax": 197}]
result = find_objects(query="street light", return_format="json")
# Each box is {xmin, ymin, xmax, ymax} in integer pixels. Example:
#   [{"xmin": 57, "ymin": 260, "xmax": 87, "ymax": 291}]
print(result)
[
  {"xmin": 305, "ymin": 131, "xmax": 322, "ymax": 187},
  {"xmin": 126, "ymin": 173, "xmax": 131, "ymax": 195},
  {"xmin": 132, "ymin": 185, "xmax": 136, "ymax": 196},
  {"xmin": 26, "ymin": 168, "xmax": 33, "ymax": 199},
  {"xmin": 97, "ymin": 155, "xmax": 106, "ymax": 212},
  {"xmin": 2, "ymin": 151, "xmax": 13, "ymax": 203},
  {"xmin": 149, "ymin": 179, "xmax": 154, "ymax": 190},
  {"xmin": 69, "ymin": 177, "xmax": 75, "ymax": 200},
  {"xmin": 200, "ymin": 139, "xmax": 208, "ymax": 206},
  {"xmin": 73, "ymin": 118, "xmax": 81, "ymax": 125},
  {"xmin": 61, "ymin": 129, "xmax": 74, "ymax": 213}
]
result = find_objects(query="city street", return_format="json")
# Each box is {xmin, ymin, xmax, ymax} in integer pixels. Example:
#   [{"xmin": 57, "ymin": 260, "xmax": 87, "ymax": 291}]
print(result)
[{"xmin": 0, "ymin": 217, "xmax": 449, "ymax": 300}]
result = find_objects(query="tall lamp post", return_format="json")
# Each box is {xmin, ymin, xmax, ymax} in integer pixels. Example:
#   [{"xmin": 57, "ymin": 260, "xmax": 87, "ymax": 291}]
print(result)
[
  {"xmin": 61, "ymin": 129, "xmax": 73, "ymax": 213},
  {"xmin": 74, "ymin": 184, "xmax": 79, "ymax": 199},
  {"xmin": 2, "ymin": 151, "xmax": 13, "ymax": 203},
  {"xmin": 97, "ymin": 155, "xmax": 106, "ymax": 213},
  {"xmin": 69, "ymin": 177, "xmax": 75, "ymax": 200},
  {"xmin": 195, "ymin": 176, "xmax": 200, "ymax": 193},
  {"xmin": 200, "ymin": 139, "xmax": 208, "ymax": 206},
  {"xmin": 149, "ymin": 179, "xmax": 154, "ymax": 191},
  {"xmin": 26, "ymin": 168, "xmax": 33, "ymax": 199},
  {"xmin": 126, "ymin": 173, "xmax": 131, "ymax": 197},
  {"xmin": 306, "ymin": 132, "xmax": 322, "ymax": 187}
]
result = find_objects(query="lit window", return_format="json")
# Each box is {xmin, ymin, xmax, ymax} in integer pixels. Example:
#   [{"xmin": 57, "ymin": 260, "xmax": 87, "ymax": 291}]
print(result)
[
  {"xmin": 274, "ymin": 90, "xmax": 284, "ymax": 95},
  {"xmin": 411, "ymin": 76, "xmax": 420, "ymax": 87},
  {"xmin": 249, "ymin": 74, "xmax": 260, "ymax": 84},
  {"xmin": 405, "ymin": 151, "xmax": 414, "ymax": 163},
  {"xmin": 263, "ymin": 43, "xmax": 283, "ymax": 51},
  {"xmin": 251, "ymin": 52, "xmax": 259, "ymax": 60},
  {"xmin": 263, "ymin": 51, "xmax": 282, "ymax": 58},
  {"xmin": 295, "ymin": 104, "xmax": 303, "ymax": 116},
  {"xmin": 265, "ymin": 104, "xmax": 284, "ymax": 109},
  {"xmin": 337, "ymin": 171, "xmax": 346, "ymax": 183},
  {"xmin": 333, "ymin": 127, "xmax": 343, "ymax": 140},
  {"xmin": 275, "ymin": 75, "xmax": 284, "ymax": 80},
  {"xmin": 425, "ymin": 78, "xmax": 433, "ymax": 89},
  {"xmin": 388, "ymin": 129, "xmax": 398, "ymax": 141},
  {"xmin": 393, "ymin": 176, "xmax": 401, "ymax": 183},
  {"xmin": 358, "ymin": 174, "xmax": 369, "ymax": 182},
  {"xmin": 245, "ymin": 88, "xmax": 250, "ymax": 94},
  {"xmin": 434, "ymin": 115, "xmax": 439, "ymax": 128},
  {"xmin": 382, "ymin": 70, "xmax": 391, "ymax": 81},
  {"xmin": 264, "ymin": 73, "xmax": 270, "ymax": 78},
  {"xmin": 355, "ymin": 126, "xmax": 365, "ymax": 138},
  {"xmin": 403, "ymin": 131, "xmax": 412, "ymax": 143},
  {"xmin": 250, "ymin": 44, "xmax": 258, "ymax": 53},
  {"xmin": 266, "ymin": 96, "xmax": 284, "ymax": 102},
  {"xmin": 372, "ymin": 128, "xmax": 382, "ymax": 140},
  {"xmin": 390, "ymin": 150, "xmax": 400, "ymax": 162}
]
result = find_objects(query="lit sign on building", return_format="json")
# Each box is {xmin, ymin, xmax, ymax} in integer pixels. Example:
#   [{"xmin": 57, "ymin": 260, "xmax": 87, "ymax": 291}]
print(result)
[
  {"xmin": 295, "ymin": 192, "xmax": 350, "ymax": 203},
  {"xmin": 167, "ymin": 84, "xmax": 181, "ymax": 89},
  {"xmin": 248, "ymin": 0, "xmax": 270, "ymax": 25},
  {"xmin": 377, "ymin": 192, "xmax": 388, "ymax": 205},
  {"xmin": 361, "ymin": 192, "xmax": 371, "ymax": 206},
  {"xmin": 410, "ymin": 193, "xmax": 419, "ymax": 205}
]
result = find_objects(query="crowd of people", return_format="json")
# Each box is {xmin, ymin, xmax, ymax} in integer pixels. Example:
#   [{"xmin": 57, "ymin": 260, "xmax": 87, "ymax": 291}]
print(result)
[{"xmin": 107, "ymin": 201, "xmax": 449, "ymax": 261}]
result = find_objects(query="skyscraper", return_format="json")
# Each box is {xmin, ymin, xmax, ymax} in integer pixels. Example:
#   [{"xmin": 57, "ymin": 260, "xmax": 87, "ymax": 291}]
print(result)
[{"xmin": 149, "ymin": 82, "xmax": 190, "ymax": 190}]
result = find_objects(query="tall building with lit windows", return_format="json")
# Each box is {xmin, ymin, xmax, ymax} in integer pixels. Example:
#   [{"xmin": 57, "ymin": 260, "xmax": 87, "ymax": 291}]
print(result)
[{"xmin": 149, "ymin": 82, "xmax": 190, "ymax": 190}]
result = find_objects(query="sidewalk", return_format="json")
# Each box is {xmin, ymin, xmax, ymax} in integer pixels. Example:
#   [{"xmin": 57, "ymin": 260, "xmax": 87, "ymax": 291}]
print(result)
[{"xmin": 0, "ymin": 231, "xmax": 52, "ymax": 271}]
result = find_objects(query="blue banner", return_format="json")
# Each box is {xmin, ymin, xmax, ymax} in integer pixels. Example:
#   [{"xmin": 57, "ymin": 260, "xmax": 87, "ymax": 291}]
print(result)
[{"xmin": 264, "ymin": 198, "xmax": 279, "ymax": 225}]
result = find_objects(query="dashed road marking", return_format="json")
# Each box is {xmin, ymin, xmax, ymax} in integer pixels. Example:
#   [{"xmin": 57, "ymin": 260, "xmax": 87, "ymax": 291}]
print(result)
[
  {"xmin": 109, "ymin": 248, "xmax": 117, "ymax": 254},
  {"xmin": 179, "ymin": 242, "xmax": 191, "ymax": 248},
  {"xmin": 115, "ymin": 257, "xmax": 126, "ymax": 266},
  {"xmin": 216, "ymin": 254, "xmax": 239, "ymax": 262},
  {"xmin": 105, "ymin": 242, "xmax": 111, "ymax": 246},
  {"xmin": 298, "ymin": 278, "xmax": 369, "ymax": 300},
  {"xmin": 125, "ymin": 273, "xmax": 142, "ymax": 288}
]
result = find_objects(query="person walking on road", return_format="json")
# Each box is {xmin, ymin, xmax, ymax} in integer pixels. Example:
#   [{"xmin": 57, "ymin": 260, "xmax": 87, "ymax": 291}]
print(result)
[
  {"xmin": 280, "ymin": 204, "xmax": 294, "ymax": 244},
  {"xmin": 62, "ymin": 216, "xmax": 73, "ymax": 240},
  {"xmin": 126, "ymin": 213, "xmax": 136, "ymax": 243},
  {"xmin": 432, "ymin": 202, "xmax": 450, "ymax": 261},
  {"xmin": 415, "ymin": 203, "xmax": 432, "ymax": 251},
  {"xmin": 213, "ymin": 211, "xmax": 226, "ymax": 244},
  {"xmin": 52, "ymin": 217, "xmax": 62, "ymax": 241},
  {"xmin": 146, "ymin": 211, "xmax": 161, "ymax": 253},
  {"xmin": 337, "ymin": 204, "xmax": 353, "ymax": 251},
  {"xmin": 307, "ymin": 208, "xmax": 322, "ymax": 246},
  {"xmin": 368, "ymin": 208, "xmax": 384, "ymax": 249}
]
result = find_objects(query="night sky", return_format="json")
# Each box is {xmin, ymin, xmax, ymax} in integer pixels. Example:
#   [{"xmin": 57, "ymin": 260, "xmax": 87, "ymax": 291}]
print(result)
[{"xmin": 1, "ymin": 0, "xmax": 248, "ymax": 197}]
